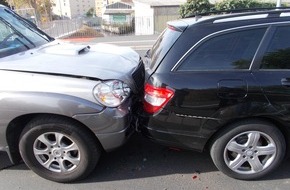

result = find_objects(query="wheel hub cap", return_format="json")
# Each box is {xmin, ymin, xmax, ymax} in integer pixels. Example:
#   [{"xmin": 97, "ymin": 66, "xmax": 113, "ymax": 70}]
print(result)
[
  {"xmin": 52, "ymin": 148, "xmax": 62, "ymax": 158},
  {"xmin": 33, "ymin": 132, "xmax": 81, "ymax": 173},
  {"xmin": 224, "ymin": 131, "xmax": 277, "ymax": 174},
  {"xmin": 246, "ymin": 150, "xmax": 254, "ymax": 157}
]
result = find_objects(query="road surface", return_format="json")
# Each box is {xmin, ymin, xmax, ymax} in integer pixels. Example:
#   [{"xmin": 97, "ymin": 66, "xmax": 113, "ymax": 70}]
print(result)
[{"xmin": 1, "ymin": 133, "xmax": 290, "ymax": 190}]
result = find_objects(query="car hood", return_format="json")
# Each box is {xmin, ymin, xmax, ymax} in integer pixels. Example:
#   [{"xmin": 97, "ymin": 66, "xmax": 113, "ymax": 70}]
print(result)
[{"xmin": 0, "ymin": 41, "xmax": 140, "ymax": 89}]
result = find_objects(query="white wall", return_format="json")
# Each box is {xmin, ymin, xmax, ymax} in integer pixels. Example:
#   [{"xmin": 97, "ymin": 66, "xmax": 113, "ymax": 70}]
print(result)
[
  {"xmin": 134, "ymin": 1, "xmax": 154, "ymax": 35},
  {"xmin": 52, "ymin": 0, "xmax": 96, "ymax": 19}
]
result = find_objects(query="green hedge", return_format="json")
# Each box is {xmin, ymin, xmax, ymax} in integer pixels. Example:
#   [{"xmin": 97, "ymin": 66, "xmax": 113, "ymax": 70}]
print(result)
[
  {"xmin": 215, "ymin": 0, "xmax": 276, "ymax": 10},
  {"xmin": 179, "ymin": 0, "xmax": 214, "ymax": 18},
  {"xmin": 180, "ymin": 0, "xmax": 277, "ymax": 18}
]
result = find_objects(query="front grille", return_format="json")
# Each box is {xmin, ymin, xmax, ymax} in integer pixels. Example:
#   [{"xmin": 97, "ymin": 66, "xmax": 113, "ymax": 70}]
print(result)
[{"xmin": 132, "ymin": 60, "xmax": 145, "ymax": 91}]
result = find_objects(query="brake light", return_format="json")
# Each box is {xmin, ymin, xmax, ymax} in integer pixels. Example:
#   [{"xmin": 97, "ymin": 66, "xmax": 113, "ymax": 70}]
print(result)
[
  {"xmin": 168, "ymin": 25, "xmax": 182, "ymax": 32},
  {"xmin": 143, "ymin": 83, "xmax": 174, "ymax": 114}
]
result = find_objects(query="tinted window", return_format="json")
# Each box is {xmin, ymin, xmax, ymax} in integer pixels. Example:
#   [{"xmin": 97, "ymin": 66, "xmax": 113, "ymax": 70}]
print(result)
[
  {"xmin": 261, "ymin": 26, "xmax": 290, "ymax": 69},
  {"xmin": 147, "ymin": 27, "xmax": 182, "ymax": 69},
  {"xmin": 178, "ymin": 28, "xmax": 266, "ymax": 71}
]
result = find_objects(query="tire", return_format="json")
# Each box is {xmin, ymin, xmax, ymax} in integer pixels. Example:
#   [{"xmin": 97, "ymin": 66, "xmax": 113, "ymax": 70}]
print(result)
[
  {"xmin": 19, "ymin": 116, "xmax": 101, "ymax": 183},
  {"xmin": 210, "ymin": 120, "xmax": 286, "ymax": 180}
]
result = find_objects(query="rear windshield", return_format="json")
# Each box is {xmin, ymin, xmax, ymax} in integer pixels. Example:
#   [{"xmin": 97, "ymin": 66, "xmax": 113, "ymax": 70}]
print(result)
[{"xmin": 147, "ymin": 27, "xmax": 182, "ymax": 70}]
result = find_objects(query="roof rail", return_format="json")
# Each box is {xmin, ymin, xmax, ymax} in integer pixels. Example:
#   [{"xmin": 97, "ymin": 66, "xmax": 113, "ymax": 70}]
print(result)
[{"xmin": 185, "ymin": 7, "xmax": 290, "ymax": 19}]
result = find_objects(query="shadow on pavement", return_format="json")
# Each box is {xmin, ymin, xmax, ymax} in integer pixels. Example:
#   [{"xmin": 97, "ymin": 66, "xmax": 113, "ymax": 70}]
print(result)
[
  {"xmin": 1, "ymin": 133, "xmax": 290, "ymax": 183},
  {"xmin": 83, "ymin": 133, "xmax": 215, "ymax": 183},
  {"xmin": 0, "ymin": 152, "xmax": 13, "ymax": 170}
]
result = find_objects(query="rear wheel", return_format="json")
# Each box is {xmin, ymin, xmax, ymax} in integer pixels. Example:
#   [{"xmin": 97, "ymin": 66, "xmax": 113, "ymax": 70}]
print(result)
[
  {"xmin": 210, "ymin": 120, "xmax": 286, "ymax": 180},
  {"xmin": 19, "ymin": 116, "xmax": 101, "ymax": 183}
]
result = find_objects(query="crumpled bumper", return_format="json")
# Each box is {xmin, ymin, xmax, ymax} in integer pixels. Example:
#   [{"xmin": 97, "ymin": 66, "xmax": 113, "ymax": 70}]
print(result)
[{"xmin": 73, "ymin": 101, "xmax": 136, "ymax": 151}]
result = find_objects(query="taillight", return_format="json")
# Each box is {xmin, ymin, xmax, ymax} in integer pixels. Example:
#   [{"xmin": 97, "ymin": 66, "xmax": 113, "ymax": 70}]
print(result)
[{"xmin": 143, "ymin": 83, "xmax": 174, "ymax": 114}]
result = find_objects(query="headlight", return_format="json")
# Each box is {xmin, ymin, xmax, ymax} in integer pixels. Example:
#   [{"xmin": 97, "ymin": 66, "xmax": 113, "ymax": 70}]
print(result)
[{"xmin": 93, "ymin": 80, "xmax": 131, "ymax": 107}]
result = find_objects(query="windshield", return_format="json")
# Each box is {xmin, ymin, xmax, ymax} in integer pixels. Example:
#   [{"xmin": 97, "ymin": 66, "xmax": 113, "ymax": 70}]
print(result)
[{"xmin": 0, "ymin": 7, "xmax": 52, "ymax": 58}]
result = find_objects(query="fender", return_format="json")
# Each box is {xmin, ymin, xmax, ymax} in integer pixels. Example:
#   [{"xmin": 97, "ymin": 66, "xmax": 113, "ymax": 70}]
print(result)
[{"xmin": 0, "ymin": 91, "xmax": 104, "ymax": 153}]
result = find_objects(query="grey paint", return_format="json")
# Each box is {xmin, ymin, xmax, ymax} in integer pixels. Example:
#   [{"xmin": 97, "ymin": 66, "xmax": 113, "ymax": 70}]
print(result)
[
  {"xmin": 0, "ymin": 41, "xmax": 140, "ymax": 92},
  {"xmin": 0, "ymin": 41, "xmax": 140, "ymax": 158}
]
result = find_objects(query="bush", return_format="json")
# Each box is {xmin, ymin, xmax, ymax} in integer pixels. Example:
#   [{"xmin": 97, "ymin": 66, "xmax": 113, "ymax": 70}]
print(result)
[
  {"xmin": 215, "ymin": 0, "xmax": 276, "ymax": 10},
  {"xmin": 179, "ymin": 0, "xmax": 214, "ymax": 18},
  {"xmin": 64, "ymin": 25, "xmax": 104, "ymax": 38},
  {"xmin": 180, "ymin": 0, "xmax": 277, "ymax": 18}
]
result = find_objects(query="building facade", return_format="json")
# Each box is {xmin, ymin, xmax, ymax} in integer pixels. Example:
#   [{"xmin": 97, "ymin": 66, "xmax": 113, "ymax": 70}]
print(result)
[
  {"xmin": 102, "ymin": 1, "xmax": 134, "ymax": 24},
  {"xmin": 95, "ymin": 0, "xmax": 123, "ymax": 17},
  {"xmin": 134, "ymin": 0, "xmax": 186, "ymax": 35},
  {"xmin": 52, "ymin": 0, "xmax": 96, "ymax": 19}
]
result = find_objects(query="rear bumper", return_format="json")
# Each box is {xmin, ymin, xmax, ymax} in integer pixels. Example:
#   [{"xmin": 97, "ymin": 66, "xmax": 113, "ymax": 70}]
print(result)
[
  {"xmin": 140, "ymin": 125, "xmax": 208, "ymax": 152},
  {"xmin": 138, "ymin": 113, "xmax": 208, "ymax": 152}
]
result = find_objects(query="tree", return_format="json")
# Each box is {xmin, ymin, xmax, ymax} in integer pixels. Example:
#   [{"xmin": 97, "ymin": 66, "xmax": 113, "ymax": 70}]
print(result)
[
  {"xmin": 86, "ymin": 7, "xmax": 95, "ymax": 17},
  {"xmin": 179, "ymin": 0, "xmax": 277, "ymax": 18},
  {"xmin": 179, "ymin": 0, "xmax": 214, "ymax": 18},
  {"xmin": 215, "ymin": 0, "xmax": 275, "ymax": 10},
  {"xmin": 37, "ymin": 0, "xmax": 53, "ymax": 21},
  {"xmin": 0, "ymin": 0, "xmax": 9, "ymax": 7},
  {"xmin": 5, "ymin": 0, "xmax": 53, "ymax": 22},
  {"xmin": 5, "ymin": 0, "xmax": 30, "ymax": 9}
]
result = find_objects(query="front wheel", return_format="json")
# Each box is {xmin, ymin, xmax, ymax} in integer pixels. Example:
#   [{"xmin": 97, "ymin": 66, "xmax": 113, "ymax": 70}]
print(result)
[
  {"xmin": 210, "ymin": 120, "xmax": 286, "ymax": 180},
  {"xmin": 19, "ymin": 116, "xmax": 101, "ymax": 183}
]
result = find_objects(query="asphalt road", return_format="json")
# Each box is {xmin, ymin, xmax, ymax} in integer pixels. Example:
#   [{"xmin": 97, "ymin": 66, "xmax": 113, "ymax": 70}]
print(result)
[
  {"xmin": 1, "ymin": 133, "xmax": 290, "ymax": 190},
  {"xmin": 1, "ymin": 36, "xmax": 290, "ymax": 189}
]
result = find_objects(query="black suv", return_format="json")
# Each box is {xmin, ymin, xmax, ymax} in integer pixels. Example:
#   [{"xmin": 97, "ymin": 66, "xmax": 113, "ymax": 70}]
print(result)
[{"xmin": 140, "ymin": 8, "xmax": 290, "ymax": 180}]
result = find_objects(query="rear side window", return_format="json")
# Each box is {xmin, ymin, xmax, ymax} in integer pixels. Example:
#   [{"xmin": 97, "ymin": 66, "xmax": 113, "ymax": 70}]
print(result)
[
  {"xmin": 177, "ymin": 28, "xmax": 266, "ymax": 71},
  {"xmin": 261, "ymin": 25, "xmax": 290, "ymax": 69}
]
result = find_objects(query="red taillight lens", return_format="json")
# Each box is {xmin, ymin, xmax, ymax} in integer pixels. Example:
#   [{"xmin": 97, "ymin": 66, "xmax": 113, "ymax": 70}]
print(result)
[{"xmin": 143, "ymin": 83, "xmax": 174, "ymax": 114}]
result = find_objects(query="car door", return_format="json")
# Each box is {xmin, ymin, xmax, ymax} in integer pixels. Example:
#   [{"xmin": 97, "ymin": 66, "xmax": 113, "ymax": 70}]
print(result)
[
  {"xmin": 252, "ymin": 24, "xmax": 290, "ymax": 123},
  {"xmin": 167, "ymin": 27, "xmax": 270, "ymax": 138}
]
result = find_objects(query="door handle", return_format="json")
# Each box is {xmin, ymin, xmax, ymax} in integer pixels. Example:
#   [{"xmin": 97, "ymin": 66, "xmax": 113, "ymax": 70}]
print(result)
[{"xmin": 281, "ymin": 78, "xmax": 290, "ymax": 87}]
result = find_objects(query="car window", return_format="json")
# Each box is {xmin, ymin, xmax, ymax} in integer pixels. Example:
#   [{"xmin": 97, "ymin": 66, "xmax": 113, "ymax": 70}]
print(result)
[
  {"xmin": 0, "ymin": 19, "xmax": 31, "ymax": 58},
  {"xmin": 0, "ymin": 20, "xmax": 10, "ymax": 40},
  {"xmin": 260, "ymin": 25, "xmax": 290, "ymax": 69},
  {"xmin": 148, "ymin": 27, "xmax": 182, "ymax": 69},
  {"xmin": 0, "ymin": 8, "xmax": 52, "ymax": 58},
  {"xmin": 177, "ymin": 28, "xmax": 266, "ymax": 71}
]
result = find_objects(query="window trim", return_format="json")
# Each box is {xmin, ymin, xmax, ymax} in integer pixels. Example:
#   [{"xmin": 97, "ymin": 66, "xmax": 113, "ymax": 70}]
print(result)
[{"xmin": 171, "ymin": 21, "xmax": 290, "ymax": 72}]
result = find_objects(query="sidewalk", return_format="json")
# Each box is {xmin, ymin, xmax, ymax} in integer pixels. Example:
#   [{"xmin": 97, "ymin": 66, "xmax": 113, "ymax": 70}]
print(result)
[
  {"xmin": 60, "ymin": 34, "xmax": 159, "ymax": 50},
  {"xmin": 88, "ymin": 34, "xmax": 159, "ymax": 43}
]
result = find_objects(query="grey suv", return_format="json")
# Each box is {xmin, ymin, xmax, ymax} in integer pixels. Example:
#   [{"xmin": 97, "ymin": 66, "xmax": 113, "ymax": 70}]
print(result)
[{"xmin": 0, "ymin": 5, "xmax": 144, "ymax": 182}]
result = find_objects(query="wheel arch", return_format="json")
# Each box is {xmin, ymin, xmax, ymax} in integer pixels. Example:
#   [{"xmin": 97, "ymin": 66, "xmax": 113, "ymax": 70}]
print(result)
[
  {"xmin": 6, "ymin": 113, "xmax": 102, "ymax": 164},
  {"xmin": 205, "ymin": 117, "xmax": 290, "ymax": 158}
]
